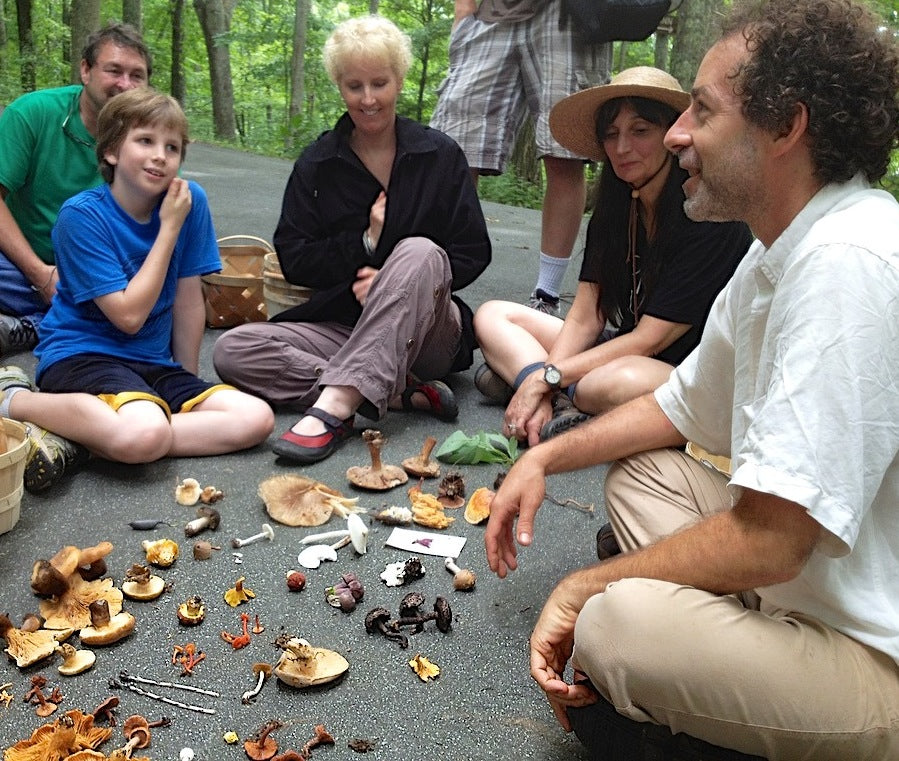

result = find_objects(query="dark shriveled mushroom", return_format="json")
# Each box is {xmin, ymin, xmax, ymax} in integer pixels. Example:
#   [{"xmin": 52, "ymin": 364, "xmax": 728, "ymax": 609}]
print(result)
[{"xmin": 364, "ymin": 607, "xmax": 408, "ymax": 649}]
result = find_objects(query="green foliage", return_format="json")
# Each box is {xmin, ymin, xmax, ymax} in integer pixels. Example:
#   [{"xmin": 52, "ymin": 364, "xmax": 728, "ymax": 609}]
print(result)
[
  {"xmin": 435, "ymin": 430, "xmax": 520, "ymax": 466},
  {"xmin": 476, "ymin": 171, "xmax": 546, "ymax": 210}
]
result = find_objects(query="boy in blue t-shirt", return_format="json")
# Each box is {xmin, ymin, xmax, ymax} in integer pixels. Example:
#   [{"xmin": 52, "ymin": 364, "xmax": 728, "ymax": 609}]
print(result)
[{"xmin": 0, "ymin": 88, "xmax": 273, "ymax": 492}]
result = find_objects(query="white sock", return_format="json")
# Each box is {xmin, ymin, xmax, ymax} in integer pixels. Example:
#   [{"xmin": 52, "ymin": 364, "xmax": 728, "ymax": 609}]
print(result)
[
  {"xmin": 535, "ymin": 252, "xmax": 569, "ymax": 298},
  {"xmin": 0, "ymin": 385, "xmax": 26, "ymax": 419}
]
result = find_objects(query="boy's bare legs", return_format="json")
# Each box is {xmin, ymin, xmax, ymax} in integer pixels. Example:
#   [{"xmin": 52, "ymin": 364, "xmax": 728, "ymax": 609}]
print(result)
[{"xmin": 7, "ymin": 388, "xmax": 272, "ymax": 461}]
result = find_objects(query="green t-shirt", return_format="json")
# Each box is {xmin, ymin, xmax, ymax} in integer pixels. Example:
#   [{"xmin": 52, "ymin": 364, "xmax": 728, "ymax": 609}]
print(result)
[{"xmin": 0, "ymin": 85, "xmax": 103, "ymax": 264}]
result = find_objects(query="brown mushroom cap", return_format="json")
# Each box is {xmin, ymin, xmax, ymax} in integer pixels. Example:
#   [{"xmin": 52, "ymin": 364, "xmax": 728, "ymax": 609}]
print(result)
[
  {"xmin": 401, "ymin": 436, "xmax": 441, "ymax": 479},
  {"xmin": 123, "ymin": 715, "xmax": 152, "ymax": 748},
  {"xmin": 79, "ymin": 610, "xmax": 136, "ymax": 646},
  {"xmin": 257, "ymin": 474, "xmax": 340, "ymax": 527},
  {"xmin": 347, "ymin": 430, "xmax": 409, "ymax": 491}
]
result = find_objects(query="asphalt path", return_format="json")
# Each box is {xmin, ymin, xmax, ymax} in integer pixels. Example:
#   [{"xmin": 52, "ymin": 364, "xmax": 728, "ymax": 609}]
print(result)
[{"xmin": 0, "ymin": 141, "xmax": 605, "ymax": 760}]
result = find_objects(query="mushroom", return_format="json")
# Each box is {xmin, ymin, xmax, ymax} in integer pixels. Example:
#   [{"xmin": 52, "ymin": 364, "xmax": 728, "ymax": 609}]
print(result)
[
  {"xmin": 184, "ymin": 506, "xmax": 221, "ymax": 537},
  {"xmin": 0, "ymin": 613, "xmax": 60, "ymax": 668},
  {"xmin": 444, "ymin": 557, "xmax": 477, "ymax": 591},
  {"xmin": 409, "ymin": 653, "xmax": 440, "ymax": 682},
  {"xmin": 120, "ymin": 714, "xmax": 152, "ymax": 756},
  {"xmin": 346, "ymin": 512, "xmax": 369, "ymax": 554},
  {"xmin": 232, "ymin": 523, "xmax": 275, "ymax": 549},
  {"xmin": 259, "ymin": 474, "xmax": 336, "ymax": 527},
  {"xmin": 372, "ymin": 505, "xmax": 413, "ymax": 526},
  {"xmin": 272, "ymin": 635, "xmax": 349, "ymax": 688},
  {"xmin": 192, "ymin": 540, "xmax": 221, "ymax": 560},
  {"xmin": 200, "ymin": 485, "xmax": 224, "ymax": 504},
  {"xmin": 297, "ymin": 544, "xmax": 339, "ymax": 570},
  {"xmin": 346, "ymin": 430, "xmax": 409, "ymax": 491},
  {"xmin": 141, "ymin": 538, "xmax": 179, "ymax": 567},
  {"xmin": 392, "ymin": 595, "xmax": 453, "ymax": 634},
  {"xmin": 379, "ymin": 556, "xmax": 425, "ymax": 587},
  {"xmin": 57, "ymin": 642, "xmax": 96, "ymax": 675},
  {"xmin": 364, "ymin": 607, "xmax": 408, "ymax": 649},
  {"xmin": 39, "ymin": 571, "xmax": 124, "ymax": 632},
  {"xmin": 30, "ymin": 542, "xmax": 114, "ymax": 597},
  {"xmin": 241, "ymin": 662, "xmax": 273, "ymax": 704},
  {"xmin": 177, "ymin": 595, "xmax": 206, "ymax": 626},
  {"xmin": 436, "ymin": 470, "xmax": 466, "ymax": 508},
  {"xmin": 244, "ymin": 720, "xmax": 282, "ymax": 761},
  {"xmin": 175, "ymin": 478, "xmax": 202, "ymax": 505},
  {"xmin": 402, "ymin": 436, "xmax": 441, "ymax": 479},
  {"xmin": 464, "ymin": 486, "xmax": 494, "ymax": 524},
  {"xmin": 286, "ymin": 570, "xmax": 306, "ymax": 592},
  {"xmin": 23, "ymin": 674, "xmax": 61, "ymax": 717},
  {"xmin": 79, "ymin": 599, "xmax": 136, "ymax": 646},
  {"xmin": 20, "ymin": 613, "xmax": 45, "ymax": 632},
  {"xmin": 299, "ymin": 724, "xmax": 335, "ymax": 757},
  {"xmin": 4, "ymin": 709, "xmax": 113, "ymax": 758},
  {"xmin": 224, "ymin": 576, "xmax": 256, "ymax": 607},
  {"xmin": 324, "ymin": 572, "xmax": 364, "ymax": 612},
  {"xmin": 121, "ymin": 563, "xmax": 166, "ymax": 601},
  {"xmin": 408, "ymin": 486, "xmax": 454, "ymax": 529}
]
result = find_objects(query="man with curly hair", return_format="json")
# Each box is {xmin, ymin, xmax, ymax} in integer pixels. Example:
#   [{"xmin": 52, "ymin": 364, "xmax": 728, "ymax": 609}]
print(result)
[{"xmin": 484, "ymin": 0, "xmax": 899, "ymax": 757}]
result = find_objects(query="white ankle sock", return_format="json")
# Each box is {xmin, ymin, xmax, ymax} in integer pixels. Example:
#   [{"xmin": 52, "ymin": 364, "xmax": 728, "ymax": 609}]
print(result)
[
  {"xmin": 535, "ymin": 252, "xmax": 569, "ymax": 298},
  {"xmin": 0, "ymin": 385, "xmax": 26, "ymax": 418}
]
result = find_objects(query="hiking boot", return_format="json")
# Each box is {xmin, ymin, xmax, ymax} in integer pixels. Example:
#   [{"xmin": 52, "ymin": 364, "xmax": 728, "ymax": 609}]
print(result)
[
  {"xmin": 0, "ymin": 315, "xmax": 38, "ymax": 357},
  {"xmin": 539, "ymin": 407, "xmax": 592, "ymax": 441},
  {"xmin": 596, "ymin": 522, "xmax": 622, "ymax": 560},
  {"xmin": 23, "ymin": 425, "xmax": 89, "ymax": 494},
  {"xmin": 0, "ymin": 365, "xmax": 36, "ymax": 392},
  {"xmin": 474, "ymin": 363, "xmax": 513, "ymax": 405},
  {"xmin": 527, "ymin": 289, "xmax": 560, "ymax": 316}
]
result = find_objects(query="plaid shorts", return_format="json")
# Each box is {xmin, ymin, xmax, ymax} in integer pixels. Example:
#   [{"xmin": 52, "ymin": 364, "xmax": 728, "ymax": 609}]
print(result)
[
  {"xmin": 430, "ymin": 0, "xmax": 610, "ymax": 172},
  {"xmin": 39, "ymin": 354, "xmax": 232, "ymax": 419}
]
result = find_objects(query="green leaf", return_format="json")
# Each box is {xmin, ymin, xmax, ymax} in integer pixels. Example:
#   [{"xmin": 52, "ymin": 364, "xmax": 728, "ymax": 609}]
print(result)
[{"xmin": 435, "ymin": 430, "xmax": 520, "ymax": 465}]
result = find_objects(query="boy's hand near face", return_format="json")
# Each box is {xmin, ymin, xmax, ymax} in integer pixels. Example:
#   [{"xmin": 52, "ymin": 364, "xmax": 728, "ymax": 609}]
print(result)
[{"xmin": 160, "ymin": 177, "xmax": 192, "ymax": 231}]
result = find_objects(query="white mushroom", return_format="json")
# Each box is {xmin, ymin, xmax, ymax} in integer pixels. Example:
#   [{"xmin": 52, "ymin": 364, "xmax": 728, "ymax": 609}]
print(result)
[
  {"xmin": 299, "ymin": 529, "xmax": 350, "ymax": 545},
  {"xmin": 297, "ymin": 545, "xmax": 339, "ymax": 570},
  {"xmin": 57, "ymin": 642, "xmax": 96, "ymax": 675},
  {"xmin": 346, "ymin": 512, "xmax": 369, "ymax": 554}
]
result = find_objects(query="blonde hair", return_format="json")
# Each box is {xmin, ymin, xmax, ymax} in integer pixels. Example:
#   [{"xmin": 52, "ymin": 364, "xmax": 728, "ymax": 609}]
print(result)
[
  {"xmin": 97, "ymin": 88, "xmax": 189, "ymax": 182},
  {"xmin": 322, "ymin": 15, "xmax": 412, "ymax": 85}
]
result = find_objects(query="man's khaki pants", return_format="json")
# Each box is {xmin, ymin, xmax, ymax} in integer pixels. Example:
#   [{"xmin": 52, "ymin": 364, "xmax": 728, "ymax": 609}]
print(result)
[{"xmin": 572, "ymin": 448, "xmax": 899, "ymax": 760}]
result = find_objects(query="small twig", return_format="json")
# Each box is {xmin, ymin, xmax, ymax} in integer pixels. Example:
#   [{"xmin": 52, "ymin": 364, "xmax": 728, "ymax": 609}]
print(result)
[
  {"xmin": 109, "ymin": 679, "xmax": 216, "ymax": 715},
  {"xmin": 118, "ymin": 671, "xmax": 219, "ymax": 696},
  {"xmin": 545, "ymin": 493, "xmax": 594, "ymax": 513}
]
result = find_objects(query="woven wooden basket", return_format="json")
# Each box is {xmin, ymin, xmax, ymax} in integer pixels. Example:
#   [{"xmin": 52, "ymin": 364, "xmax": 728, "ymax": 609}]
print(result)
[{"xmin": 202, "ymin": 235, "xmax": 273, "ymax": 328}]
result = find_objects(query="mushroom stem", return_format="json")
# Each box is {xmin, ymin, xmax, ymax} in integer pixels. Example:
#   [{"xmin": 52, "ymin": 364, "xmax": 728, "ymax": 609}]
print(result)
[
  {"xmin": 419, "ymin": 435, "xmax": 437, "ymax": 463},
  {"xmin": 232, "ymin": 523, "xmax": 275, "ymax": 548},
  {"xmin": 365, "ymin": 431, "xmax": 384, "ymax": 473},
  {"xmin": 444, "ymin": 556, "xmax": 477, "ymax": 590},
  {"xmin": 299, "ymin": 529, "xmax": 349, "ymax": 545}
]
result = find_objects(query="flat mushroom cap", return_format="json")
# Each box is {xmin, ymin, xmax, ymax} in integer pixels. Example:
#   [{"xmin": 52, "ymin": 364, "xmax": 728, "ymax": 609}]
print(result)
[
  {"xmin": 0, "ymin": 615, "xmax": 60, "ymax": 668},
  {"xmin": 273, "ymin": 637, "xmax": 349, "ymax": 688},
  {"xmin": 258, "ymin": 474, "xmax": 337, "ymax": 527},
  {"xmin": 58, "ymin": 643, "xmax": 96, "ymax": 675},
  {"xmin": 79, "ymin": 610, "xmax": 136, "ymax": 646}
]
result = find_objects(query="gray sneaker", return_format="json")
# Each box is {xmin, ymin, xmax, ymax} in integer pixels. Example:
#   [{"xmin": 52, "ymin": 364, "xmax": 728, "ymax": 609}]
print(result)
[
  {"xmin": 0, "ymin": 315, "xmax": 38, "ymax": 357},
  {"xmin": 23, "ymin": 425, "xmax": 90, "ymax": 493},
  {"xmin": 526, "ymin": 289, "xmax": 560, "ymax": 316}
]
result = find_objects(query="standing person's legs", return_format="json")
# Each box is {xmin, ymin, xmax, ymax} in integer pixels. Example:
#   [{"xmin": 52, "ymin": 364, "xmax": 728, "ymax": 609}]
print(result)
[{"xmin": 524, "ymin": 0, "xmax": 611, "ymax": 311}]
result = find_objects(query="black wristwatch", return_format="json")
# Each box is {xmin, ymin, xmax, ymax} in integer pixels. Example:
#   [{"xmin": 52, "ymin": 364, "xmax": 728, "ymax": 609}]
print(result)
[{"xmin": 542, "ymin": 364, "xmax": 562, "ymax": 391}]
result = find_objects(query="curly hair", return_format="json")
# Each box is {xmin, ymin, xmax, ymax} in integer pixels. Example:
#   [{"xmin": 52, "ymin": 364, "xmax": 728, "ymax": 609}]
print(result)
[{"xmin": 720, "ymin": 0, "xmax": 899, "ymax": 185}]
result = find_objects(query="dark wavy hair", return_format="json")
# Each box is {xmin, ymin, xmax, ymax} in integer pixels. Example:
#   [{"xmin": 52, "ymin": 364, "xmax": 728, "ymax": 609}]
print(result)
[
  {"xmin": 586, "ymin": 96, "xmax": 684, "ymax": 327},
  {"xmin": 82, "ymin": 21, "xmax": 152, "ymax": 78},
  {"xmin": 721, "ymin": 0, "xmax": 899, "ymax": 185}
]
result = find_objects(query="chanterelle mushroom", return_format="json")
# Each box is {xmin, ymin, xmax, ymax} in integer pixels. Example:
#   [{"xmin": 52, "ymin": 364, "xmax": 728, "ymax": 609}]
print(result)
[
  {"xmin": 141, "ymin": 538, "xmax": 179, "ymax": 568},
  {"xmin": 39, "ymin": 573, "xmax": 123, "ymax": 631},
  {"xmin": 0, "ymin": 613, "xmax": 59, "ymax": 668},
  {"xmin": 347, "ymin": 430, "xmax": 409, "ymax": 491},
  {"xmin": 4, "ymin": 709, "xmax": 113, "ymax": 759}
]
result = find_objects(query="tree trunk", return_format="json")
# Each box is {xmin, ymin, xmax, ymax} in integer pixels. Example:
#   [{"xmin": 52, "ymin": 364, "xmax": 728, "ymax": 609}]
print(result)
[
  {"xmin": 669, "ymin": 0, "xmax": 722, "ymax": 89},
  {"xmin": 0, "ymin": 0, "xmax": 7, "ymax": 48},
  {"xmin": 287, "ymin": 0, "xmax": 309, "ymax": 132},
  {"xmin": 15, "ymin": 0, "xmax": 34, "ymax": 91},
  {"xmin": 69, "ymin": 0, "xmax": 101, "ymax": 83},
  {"xmin": 171, "ymin": 0, "xmax": 186, "ymax": 103},
  {"xmin": 193, "ymin": 0, "xmax": 237, "ymax": 141},
  {"xmin": 368, "ymin": 0, "xmax": 379, "ymax": 12},
  {"xmin": 653, "ymin": 15, "xmax": 674, "ymax": 70},
  {"xmin": 414, "ymin": 0, "xmax": 437, "ymax": 122},
  {"xmin": 122, "ymin": 0, "xmax": 142, "ymax": 33}
]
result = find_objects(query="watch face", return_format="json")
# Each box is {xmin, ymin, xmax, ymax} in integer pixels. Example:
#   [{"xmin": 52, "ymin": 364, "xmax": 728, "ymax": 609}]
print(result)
[{"xmin": 544, "ymin": 365, "xmax": 562, "ymax": 386}]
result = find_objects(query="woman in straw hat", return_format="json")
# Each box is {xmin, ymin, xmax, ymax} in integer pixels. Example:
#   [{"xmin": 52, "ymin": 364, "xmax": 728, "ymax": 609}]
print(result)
[{"xmin": 473, "ymin": 67, "xmax": 752, "ymax": 446}]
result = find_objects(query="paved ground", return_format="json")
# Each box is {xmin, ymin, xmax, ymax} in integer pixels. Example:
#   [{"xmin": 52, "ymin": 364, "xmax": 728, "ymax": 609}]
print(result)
[{"xmin": 0, "ymin": 142, "xmax": 608, "ymax": 759}]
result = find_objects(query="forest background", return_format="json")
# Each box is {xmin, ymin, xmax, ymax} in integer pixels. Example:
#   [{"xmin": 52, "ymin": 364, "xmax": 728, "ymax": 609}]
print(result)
[{"xmin": 1, "ymin": 0, "xmax": 897, "ymax": 208}]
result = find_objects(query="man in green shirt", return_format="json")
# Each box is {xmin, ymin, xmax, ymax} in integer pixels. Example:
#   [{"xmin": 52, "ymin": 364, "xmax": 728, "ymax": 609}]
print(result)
[{"xmin": 0, "ymin": 21, "xmax": 151, "ymax": 357}]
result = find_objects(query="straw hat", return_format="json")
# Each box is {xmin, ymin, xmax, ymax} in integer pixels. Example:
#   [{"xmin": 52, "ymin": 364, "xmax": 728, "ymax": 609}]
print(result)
[{"xmin": 550, "ymin": 67, "xmax": 691, "ymax": 161}]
